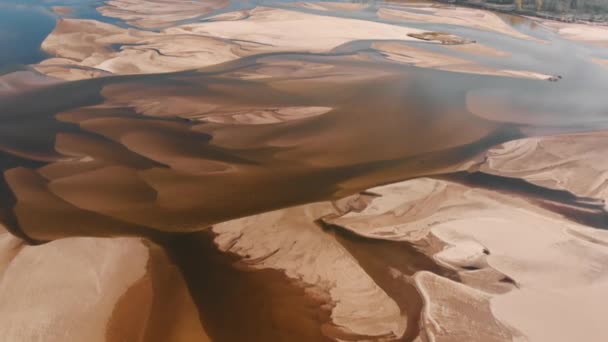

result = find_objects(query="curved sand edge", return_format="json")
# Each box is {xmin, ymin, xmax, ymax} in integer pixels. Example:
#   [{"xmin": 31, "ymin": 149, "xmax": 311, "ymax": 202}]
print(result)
[{"xmin": 35, "ymin": 6, "xmax": 553, "ymax": 81}]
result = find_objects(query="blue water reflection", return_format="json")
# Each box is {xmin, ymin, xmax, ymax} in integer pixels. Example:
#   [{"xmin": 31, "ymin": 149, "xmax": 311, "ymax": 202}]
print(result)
[{"xmin": 0, "ymin": 4, "xmax": 55, "ymax": 69}]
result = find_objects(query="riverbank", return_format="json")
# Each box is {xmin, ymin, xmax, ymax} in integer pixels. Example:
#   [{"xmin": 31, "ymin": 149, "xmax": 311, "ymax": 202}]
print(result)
[{"xmin": 437, "ymin": 0, "xmax": 608, "ymax": 24}]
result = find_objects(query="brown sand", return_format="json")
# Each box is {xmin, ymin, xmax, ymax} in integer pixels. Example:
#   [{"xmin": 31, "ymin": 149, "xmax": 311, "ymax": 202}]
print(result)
[
  {"xmin": 163, "ymin": 231, "xmax": 336, "ymax": 342},
  {"xmin": 7, "ymin": 54, "xmax": 535, "ymax": 240},
  {"xmin": 540, "ymin": 20, "xmax": 608, "ymax": 46},
  {"xmin": 52, "ymin": 6, "xmax": 74, "ymax": 16},
  {"xmin": 107, "ymin": 241, "xmax": 211, "ymax": 342},
  {"xmin": 373, "ymin": 41, "xmax": 550, "ymax": 79},
  {"xmin": 98, "ymin": 0, "xmax": 229, "ymax": 29},
  {"xmin": 289, "ymin": 2, "xmax": 368, "ymax": 12},
  {"xmin": 1, "ymin": 1, "xmax": 608, "ymax": 341},
  {"xmin": 471, "ymin": 132, "xmax": 608, "ymax": 202},
  {"xmin": 378, "ymin": 5, "xmax": 541, "ymax": 41},
  {"xmin": 212, "ymin": 202, "xmax": 406, "ymax": 339},
  {"xmin": 35, "ymin": 6, "xmax": 549, "ymax": 80},
  {"xmin": 325, "ymin": 175, "xmax": 608, "ymax": 341},
  {"xmin": 0, "ymin": 237, "xmax": 148, "ymax": 341}
]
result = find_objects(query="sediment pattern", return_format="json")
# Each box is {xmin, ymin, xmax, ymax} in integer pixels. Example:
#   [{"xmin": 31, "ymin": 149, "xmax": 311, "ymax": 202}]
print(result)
[{"xmin": 1, "ymin": 0, "xmax": 608, "ymax": 341}]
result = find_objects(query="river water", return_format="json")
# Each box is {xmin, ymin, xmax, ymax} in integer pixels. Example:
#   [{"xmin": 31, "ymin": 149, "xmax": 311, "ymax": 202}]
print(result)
[
  {"xmin": 2, "ymin": 1, "xmax": 608, "ymax": 341},
  {"xmin": 1, "ymin": 0, "xmax": 608, "ymax": 240}
]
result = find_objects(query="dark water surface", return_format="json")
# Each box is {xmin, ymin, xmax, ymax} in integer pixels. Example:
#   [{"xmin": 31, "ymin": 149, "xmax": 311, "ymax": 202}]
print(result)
[
  {"xmin": 1, "ymin": 0, "xmax": 608, "ymax": 241},
  {"xmin": 1, "ymin": 56, "xmax": 606, "ymax": 241},
  {"xmin": 0, "ymin": 4, "xmax": 55, "ymax": 69}
]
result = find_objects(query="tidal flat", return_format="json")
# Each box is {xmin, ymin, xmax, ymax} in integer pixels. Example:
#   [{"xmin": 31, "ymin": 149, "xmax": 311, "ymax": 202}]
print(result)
[{"xmin": 1, "ymin": 0, "xmax": 608, "ymax": 341}]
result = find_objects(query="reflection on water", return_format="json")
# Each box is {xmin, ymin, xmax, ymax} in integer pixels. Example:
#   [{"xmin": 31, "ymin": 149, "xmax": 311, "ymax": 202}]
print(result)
[
  {"xmin": 0, "ymin": 5, "xmax": 55, "ymax": 69},
  {"xmin": 1, "ymin": 51, "xmax": 607, "ymax": 242},
  {"xmin": 165, "ymin": 231, "xmax": 335, "ymax": 342},
  {"xmin": 1, "ymin": 1, "xmax": 608, "ymax": 340}
]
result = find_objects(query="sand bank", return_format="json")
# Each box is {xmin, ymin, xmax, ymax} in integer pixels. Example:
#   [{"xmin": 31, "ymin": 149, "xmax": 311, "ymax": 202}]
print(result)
[
  {"xmin": 213, "ymin": 203, "xmax": 407, "ymax": 340},
  {"xmin": 2, "ymin": 1, "xmax": 606, "ymax": 341},
  {"xmin": 203, "ymin": 161, "xmax": 608, "ymax": 341},
  {"xmin": 445, "ymin": 42, "xmax": 510, "ymax": 57},
  {"xmin": 472, "ymin": 131, "xmax": 608, "ymax": 202},
  {"xmin": 0, "ymin": 230, "xmax": 210, "ymax": 342},
  {"xmin": 324, "ymin": 174, "xmax": 608, "ymax": 341},
  {"xmin": 37, "ymin": 6, "xmax": 430, "ymax": 78},
  {"xmin": 373, "ymin": 41, "xmax": 551, "ymax": 79},
  {"xmin": 36, "ymin": 6, "xmax": 550, "ymax": 80},
  {"xmin": 378, "ymin": 5, "xmax": 540, "ymax": 41},
  {"xmin": 540, "ymin": 20, "xmax": 608, "ymax": 46},
  {"xmin": 289, "ymin": 2, "xmax": 368, "ymax": 12},
  {"xmin": 98, "ymin": 0, "xmax": 229, "ymax": 29},
  {"xmin": 0, "ymin": 236, "xmax": 148, "ymax": 341}
]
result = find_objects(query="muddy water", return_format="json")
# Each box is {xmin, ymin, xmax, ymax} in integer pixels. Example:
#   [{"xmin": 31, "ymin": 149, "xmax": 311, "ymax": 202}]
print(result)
[
  {"xmin": 1, "ymin": 51, "xmax": 607, "ymax": 240},
  {"xmin": 0, "ymin": 59, "xmax": 513, "ymax": 239},
  {"xmin": 2, "ymin": 1, "xmax": 608, "ymax": 341},
  {"xmin": 164, "ymin": 231, "xmax": 337, "ymax": 342},
  {"xmin": 1, "ymin": 54, "xmax": 605, "ymax": 340},
  {"xmin": 0, "ymin": 5, "xmax": 55, "ymax": 69}
]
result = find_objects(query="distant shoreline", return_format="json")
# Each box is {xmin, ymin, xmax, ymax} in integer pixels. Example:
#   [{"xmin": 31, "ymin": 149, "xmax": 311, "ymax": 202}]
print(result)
[{"xmin": 436, "ymin": 0, "xmax": 608, "ymax": 24}]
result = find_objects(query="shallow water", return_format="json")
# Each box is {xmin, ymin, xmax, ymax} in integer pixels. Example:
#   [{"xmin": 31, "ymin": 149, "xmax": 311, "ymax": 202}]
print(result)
[
  {"xmin": 0, "ymin": 4, "xmax": 55, "ymax": 69},
  {"xmin": 1, "ymin": 57, "xmax": 606, "ymax": 242},
  {"xmin": 1, "ymin": 0, "xmax": 608, "ymax": 241},
  {"xmin": 2, "ymin": 1, "xmax": 608, "ymax": 341}
]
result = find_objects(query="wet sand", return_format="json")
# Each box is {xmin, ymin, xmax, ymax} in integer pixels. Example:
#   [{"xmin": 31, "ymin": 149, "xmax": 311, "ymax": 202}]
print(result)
[
  {"xmin": 1, "ymin": 0, "xmax": 608, "ymax": 341},
  {"xmin": 98, "ymin": 0, "xmax": 229, "ymax": 29},
  {"xmin": 164, "ymin": 231, "xmax": 335, "ymax": 342}
]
